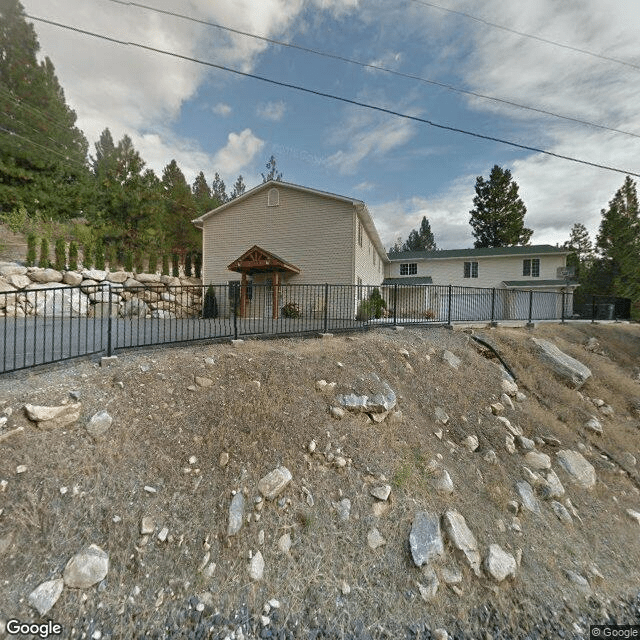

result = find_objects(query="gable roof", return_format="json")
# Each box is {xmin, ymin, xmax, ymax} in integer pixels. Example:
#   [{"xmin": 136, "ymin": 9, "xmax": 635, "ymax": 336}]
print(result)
[
  {"xmin": 192, "ymin": 180, "xmax": 390, "ymax": 263},
  {"xmin": 387, "ymin": 244, "xmax": 569, "ymax": 261},
  {"xmin": 227, "ymin": 245, "xmax": 301, "ymax": 274}
]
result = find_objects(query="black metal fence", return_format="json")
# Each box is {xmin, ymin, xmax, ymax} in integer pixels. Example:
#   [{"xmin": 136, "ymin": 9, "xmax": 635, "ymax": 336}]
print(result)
[{"xmin": 0, "ymin": 281, "xmax": 631, "ymax": 374}]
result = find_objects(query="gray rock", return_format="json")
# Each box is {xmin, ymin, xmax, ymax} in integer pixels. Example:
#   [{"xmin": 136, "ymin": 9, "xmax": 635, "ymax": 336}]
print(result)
[
  {"xmin": 490, "ymin": 402, "xmax": 504, "ymax": 415},
  {"xmin": 531, "ymin": 338, "xmax": 592, "ymax": 388},
  {"xmin": 442, "ymin": 510, "xmax": 481, "ymax": 576},
  {"xmin": 63, "ymin": 544, "xmax": 109, "ymax": 588},
  {"xmin": 227, "ymin": 493, "xmax": 245, "ymax": 536},
  {"xmin": 482, "ymin": 449, "xmax": 498, "ymax": 464},
  {"xmin": 249, "ymin": 551, "xmax": 264, "ymax": 580},
  {"xmin": 585, "ymin": 417, "xmax": 603, "ymax": 435},
  {"xmin": 135, "ymin": 272, "xmax": 162, "ymax": 283},
  {"xmin": 30, "ymin": 268, "xmax": 63, "ymax": 284},
  {"xmin": 140, "ymin": 517, "xmax": 155, "ymax": 535},
  {"xmin": 565, "ymin": 570, "xmax": 591, "ymax": 594},
  {"xmin": 107, "ymin": 271, "xmax": 129, "ymax": 283},
  {"xmin": 500, "ymin": 393, "xmax": 514, "ymax": 410},
  {"xmin": 28, "ymin": 578, "xmax": 64, "ymax": 615},
  {"xmin": 523, "ymin": 451, "xmax": 551, "ymax": 470},
  {"xmin": 336, "ymin": 373, "xmax": 396, "ymax": 414},
  {"xmin": 620, "ymin": 452, "xmax": 637, "ymax": 468},
  {"xmin": 539, "ymin": 469, "xmax": 565, "ymax": 499},
  {"xmin": 516, "ymin": 480, "xmax": 541, "ymax": 514},
  {"xmin": 550, "ymin": 501, "xmax": 573, "ymax": 524},
  {"xmin": 330, "ymin": 406, "xmax": 345, "ymax": 419},
  {"xmin": 515, "ymin": 391, "xmax": 527, "ymax": 402},
  {"xmin": 367, "ymin": 527, "xmax": 386, "ymax": 549},
  {"xmin": 496, "ymin": 416, "xmax": 522, "ymax": 436},
  {"xmin": 417, "ymin": 566, "xmax": 439, "ymax": 600},
  {"xmin": 0, "ymin": 264, "xmax": 27, "ymax": 276},
  {"xmin": 433, "ymin": 469, "xmax": 454, "ymax": 494},
  {"xmin": 441, "ymin": 564, "xmax": 462, "ymax": 584},
  {"xmin": 6, "ymin": 273, "xmax": 31, "ymax": 289},
  {"xmin": 556, "ymin": 450, "xmax": 596, "ymax": 489},
  {"xmin": 278, "ymin": 533, "xmax": 292, "ymax": 553},
  {"xmin": 370, "ymin": 485, "xmax": 391, "ymax": 501},
  {"xmin": 463, "ymin": 435, "xmax": 479, "ymax": 451},
  {"xmin": 442, "ymin": 350, "xmax": 461, "ymax": 370},
  {"xmin": 501, "ymin": 379, "xmax": 518, "ymax": 396},
  {"xmin": 121, "ymin": 298, "xmax": 148, "ymax": 318},
  {"xmin": 435, "ymin": 406, "xmax": 449, "ymax": 424},
  {"xmin": 123, "ymin": 277, "xmax": 143, "ymax": 289},
  {"xmin": 86, "ymin": 410, "xmax": 112, "ymax": 437},
  {"xmin": 257, "ymin": 466, "xmax": 292, "ymax": 500},
  {"xmin": 484, "ymin": 544, "xmax": 517, "ymax": 581},
  {"xmin": 409, "ymin": 512, "xmax": 444, "ymax": 567},
  {"xmin": 626, "ymin": 509, "xmax": 640, "ymax": 525},
  {"xmin": 25, "ymin": 287, "xmax": 89, "ymax": 317},
  {"xmin": 24, "ymin": 402, "xmax": 82, "ymax": 428},
  {"xmin": 516, "ymin": 436, "xmax": 535, "ymax": 451},
  {"xmin": 82, "ymin": 269, "xmax": 108, "ymax": 282},
  {"xmin": 335, "ymin": 498, "xmax": 351, "ymax": 522}
]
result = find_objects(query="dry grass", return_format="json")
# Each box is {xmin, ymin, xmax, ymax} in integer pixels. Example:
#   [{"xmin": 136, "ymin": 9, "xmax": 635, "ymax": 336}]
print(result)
[{"xmin": 0, "ymin": 322, "xmax": 639, "ymax": 636}]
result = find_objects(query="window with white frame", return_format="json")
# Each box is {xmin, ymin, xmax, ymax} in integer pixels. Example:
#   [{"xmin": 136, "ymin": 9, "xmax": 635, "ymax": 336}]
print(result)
[
  {"xmin": 267, "ymin": 188, "xmax": 279, "ymax": 206},
  {"xmin": 400, "ymin": 263, "xmax": 417, "ymax": 275},
  {"xmin": 523, "ymin": 258, "xmax": 540, "ymax": 277},
  {"xmin": 357, "ymin": 221, "xmax": 363, "ymax": 247},
  {"xmin": 463, "ymin": 261, "xmax": 478, "ymax": 278}
]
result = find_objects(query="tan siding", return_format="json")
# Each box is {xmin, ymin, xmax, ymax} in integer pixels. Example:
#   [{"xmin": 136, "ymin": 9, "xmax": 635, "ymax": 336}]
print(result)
[
  {"xmin": 354, "ymin": 217, "xmax": 386, "ymax": 287},
  {"xmin": 202, "ymin": 185, "xmax": 355, "ymax": 286}
]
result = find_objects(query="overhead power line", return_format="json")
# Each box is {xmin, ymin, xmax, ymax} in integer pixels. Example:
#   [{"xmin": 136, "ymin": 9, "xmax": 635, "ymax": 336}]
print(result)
[
  {"xmin": 103, "ymin": 0, "xmax": 640, "ymax": 140},
  {"xmin": 408, "ymin": 0, "xmax": 640, "ymax": 71},
  {"xmin": 26, "ymin": 14, "xmax": 640, "ymax": 179}
]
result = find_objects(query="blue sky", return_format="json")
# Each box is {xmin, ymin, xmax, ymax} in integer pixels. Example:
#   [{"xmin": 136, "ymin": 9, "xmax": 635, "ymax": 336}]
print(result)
[{"xmin": 21, "ymin": 0, "xmax": 640, "ymax": 249}]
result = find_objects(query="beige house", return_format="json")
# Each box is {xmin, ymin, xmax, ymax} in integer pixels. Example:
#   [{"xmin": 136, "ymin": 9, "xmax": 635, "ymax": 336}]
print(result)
[{"xmin": 192, "ymin": 181, "xmax": 388, "ymax": 318}]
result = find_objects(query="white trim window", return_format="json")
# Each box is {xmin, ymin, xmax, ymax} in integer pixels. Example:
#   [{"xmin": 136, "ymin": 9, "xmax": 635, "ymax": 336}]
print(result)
[
  {"xmin": 463, "ymin": 261, "xmax": 478, "ymax": 278},
  {"xmin": 357, "ymin": 220, "xmax": 363, "ymax": 247},
  {"xmin": 523, "ymin": 258, "xmax": 540, "ymax": 277},
  {"xmin": 267, "ymin": 188, "xmax": 279, "ymax": 206},
  {"xmin": 400, "ymin": 263, "xmax": 417, "ymax": 275}
]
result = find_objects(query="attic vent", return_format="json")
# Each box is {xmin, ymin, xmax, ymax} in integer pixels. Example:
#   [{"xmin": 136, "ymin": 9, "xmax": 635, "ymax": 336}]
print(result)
[{"xmin": 267, "ymin": 188, "xmax": 279, "ymax": 207}]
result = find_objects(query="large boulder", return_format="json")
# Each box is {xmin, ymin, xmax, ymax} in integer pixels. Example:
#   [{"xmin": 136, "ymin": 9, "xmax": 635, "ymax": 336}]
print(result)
[
  {"xmin": 6, "ymin": 273, "xmax": 31, "ymax": 289},
  {"xmin": 63, "ymin": 544, "xmax": 109, "ymax": 588},
  {"xmin": 25, "ymin": 286, "xmax": 89, "ymax": 317},
  {"xmin": 336, "ymin": 373, "xmax": 396, "ymax": 414},
  {"xmin": 409, "ymin": 512, "xmax": 444, "ymax": 567},
  {"xmin": 484, "ymin": 544, "xmax": 517, "ymax": 582},
  {"xmin": 28, "ymin": 578, "xmax": 64, "ymax": 615},
  {"xmin": 531, "ymin": 338, "xmax": 592, "ymax": 388},
  {"xmin": 0, "ymin": 263, "xmax": 27, "ymax": 277},
  {"xmin": 106, "ymin": 271, "xmax": 129, "ymax": 283},
  {"xmin": 442, "ymin": 510, "xmax": 481, "ymax": 576},
  {"xmin": 24, "ymin": 402, "xmax": 82, "ymax": 428},
  {"xmin": 81, "ymin": 269, "xmax": 108, "ymax": 282},
  {"xmin": 63, "ymin": 271, "xmax": 83, "ymax": 286},
  {"xmin": 556, "ymin": 450, "xmax": 596, "ymax": 489},
  {"xmin": 121, "ymin": 298, "xmax": 148, "ymax": 318},
  {"xmin": 29, "ymin": 268, "xmax": 63, "ymax": 284}
]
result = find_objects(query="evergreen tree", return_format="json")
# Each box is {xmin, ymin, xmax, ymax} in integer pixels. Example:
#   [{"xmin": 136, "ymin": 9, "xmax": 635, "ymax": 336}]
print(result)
[
  {"xmin": 148, "ymin": 250, "xmax": 158, "ymax": 274},
  {"xmin": 184, "ymin": 252, "xmax": 192, "ymax": 277},
  {"xmin": 68, "ymin": 241, "xmax": 78, "ymax": 271},
  {"xmin": 563, "ymin": 223, "xmax": 593, "ymax": 279},
  {"xmin": 54, "ymin": 238, "xmax": 66, "ymax": 271},
  {"xmin": 26, "ymin": 233, "xmax": 36, "ymax": 266},
  {"xmin": 469, "ymin": 165, "xmax": 532, "ymax": 248},
  {"xmin": 94, "ymin": 240, "xmax": 105, "ymax": 270},
  {"xmin": 83, "ymin": 242, "xmax": 92, "ymax": 269},
  {"xmin": 261, "ymin": 155, "xmax": 283, "ymax": 183},
  {"xmin": 401, "ymin": 216, "xmax": 437, "ymax": 252},
  {"xmin": 211, "ymin": 172, "xmax": 228, "ymax": 205},
  {"xmin": 38, "ymin": 237, "xmax": 49, "ymax": 268},
  {"xmin": 230, "ymin": 175, "xmax": 246, "ymax": 199},
  {"xmin": 0, "ymin": 0, "xmax": 90, "ymax": 218},
  {"xmin": 162, "ymin": 159, "xmax": 198, "ymax": 253},
  {"xmin": 161, "ymin": 254, "xmax": 169, "ymax": 276},
  {"xmin": 192, "ymin": 171, "xmax": 216, "ymax": 215},
  {"xmin": 172, "ymin": 252, "xmax": 179, "ymax": 277},
  {"xmin": 595, "ymin": 176, "xmax": 640, "ymax": 300}
]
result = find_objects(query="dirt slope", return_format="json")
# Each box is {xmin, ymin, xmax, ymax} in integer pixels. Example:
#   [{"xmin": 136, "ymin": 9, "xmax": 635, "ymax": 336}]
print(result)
[{"xmin": 0, "ymin": 323, "xmax": 639, "ymax": 639}]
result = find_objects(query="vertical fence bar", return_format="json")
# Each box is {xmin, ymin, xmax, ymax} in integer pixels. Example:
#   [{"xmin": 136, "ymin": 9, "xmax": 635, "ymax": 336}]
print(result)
[
  {"xmin": 323, "ymin": 283, "xmax": 329, "ymax": 334},
  {"xmin": 393, "ymin": 285, "xmax": 397, "ymax": 325},
  {"xmin": 561, "ymin": 291, "xmax": 566, "ymax": 324},
  {"xmin": 528, "ymin": 290, "xmax": 533, "ymax": 325},
  {"xmin": 447, "ymin": 285, "xmax": 452, "ymax": 326},
  {"xmin": 490, "ymin": 288, "xmax": 496, "ymax": 324},
  {"xmin": 107, "ymin": 284, "xmax": 113, "ymax": 356}
]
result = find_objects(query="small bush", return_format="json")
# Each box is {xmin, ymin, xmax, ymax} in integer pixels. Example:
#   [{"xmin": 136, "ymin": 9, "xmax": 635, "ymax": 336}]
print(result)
[
  {"xmin": 94, "ymin": 240, "xmax": 105, "ymax": 270},
  {"xmin": 368, "ymin": 287, "xmax": 387, "ymax": 319},
  {"xmin": 184, "ymin": 253, "xmax": 192, "ymax": 277},
  {"xmin": 281, "ymin": 301, "xmax": 301, "ymax": 318},
  {"xmin": 38, "ymin": 238, "xmax": 50, "ymax": 268},
  {"xmin": 68, "ymin": 241, "xmax": 78, "ymax": 271},
  {"xmin": 134, "ymin": 249, "xmax": 144, "ymax": 274},
  {"xmin": 54, "ymin": 238, "xmax": 66, "ymax": 271},
  {"xmin": 161, "ymin": 254, "xmax": 169, "ymax": 276},
  {"xmin": 26, "ymin": 234, "xmax": 37, "ymax": 267},
  {"xmin": 422, "ymin": 309, "xmax": 436, "ymax": 320},
  {"xmin": 202, "ymin": 285, "xmax": 218, "ymax": 318},
  {"xmin": 106, "ymin": 244, "xmax": 117, "ymax": 270},
  {"xmin": 172, "ymin": 253, "xmax": 179, "ymax": 278},
  {"xmin": 356, "ymin": 299, "xmax": 373, "ymax": 321},
  {"xmin": 124, "ymin": 250, "xmax": 134, "ymax": 273},
  {"xmin": 83, "ymin": 243, "xmax": 93, "ymax": 269},
  {"xmin": 194, "ymin": 253, "xmax": 202, "ymax": 279},
  {"xmin": 148, "ymin": 251, "xmax": 158, "ymax": 274}
]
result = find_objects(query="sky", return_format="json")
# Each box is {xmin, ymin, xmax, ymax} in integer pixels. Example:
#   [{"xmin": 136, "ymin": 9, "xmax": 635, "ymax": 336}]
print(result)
[{"xmin": 20, "ymin": 0, "xmax": 640, "ymax": 250}]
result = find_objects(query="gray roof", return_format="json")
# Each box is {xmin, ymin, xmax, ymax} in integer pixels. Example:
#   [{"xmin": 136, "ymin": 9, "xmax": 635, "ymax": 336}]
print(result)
[
  {"xmin": 388, "ymin": 244, "xmax": 569, "ymax": 261},
  {"xmin": 382, "ymin": 277, "xmax": 433, "ymax": 285},
  {"xmin": 502, "ymin": 279, "xmax": 578, "ymax": 288}
]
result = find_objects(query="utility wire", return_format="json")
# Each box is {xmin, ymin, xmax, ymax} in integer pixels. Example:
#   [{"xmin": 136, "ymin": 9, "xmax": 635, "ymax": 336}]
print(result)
[
  {"xmin": 103, "ymin": 0, "xmax": 640, "ymax": 140},
  {"xmin": 408, "ymin": 0, "xmax": 640, "ymax": 71},
  {"xmin": 26, "ymin": 14, "xmax": 640, "ymax": 179}
]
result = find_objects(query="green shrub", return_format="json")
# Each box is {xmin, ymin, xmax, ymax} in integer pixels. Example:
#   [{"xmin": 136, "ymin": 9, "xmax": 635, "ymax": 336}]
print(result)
[
  {"xmin": 281, "ymin": 301, "xmax": 301, "ymax": 318},
  {"xmin": 38, "ymin": 238, "xmax": 50, "ymax": 268},
  {"xmin": 68, "ymin": 241, "xmax": 78, "ymax": 271},
  {"xmin": 54, "ymin": 238, "xmax": 66, "ymax": 271},
  {"xmin": 202, "ymin": 285, "xmax": 218, "ymax": 318},
  {"xmin": 368, "ymin": 287, "xmax": 387, "ymax": 319},
  {"xmin": 106, "ymin": 244, "xmax": 117, "ymax": 270},
  {"xmin": 161, "ymin": 254, "xmax": 169, "ymax": 276},
  {"xmin": 172, "ymin": 253, "xmax": 179, "ymax": 277},
  {"xmin": 356, "ymin": 299, "xmax": 373, "ymax": 321},
  {"xmin": 148, "ymin": 251, "xmax": 158, "ymax": 274},
  {"xmin": 83, "ymin": 243, "xmax": 93, "ymax": 269},
  {"xmin": 26, "ymin": 234, "xmax": 37, "ymax": 267},
  {"xmin": 194, "ymin": 253, "xmax": 202, "ymax": 279},
  {"xmin": 184, "ymin": 253, "xmax": 192, "ymax": 277},
  {"xmin": 94, "ymin": 240, "xmax": 105, "ymax": 270},
  {"xmin": 124, "ymin": 250, "xmax": 134, "ymax": 273}
]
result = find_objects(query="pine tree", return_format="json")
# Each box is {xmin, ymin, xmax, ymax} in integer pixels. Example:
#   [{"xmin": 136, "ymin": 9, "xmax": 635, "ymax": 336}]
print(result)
[
  {"xmin": 469, "ymin": 165, "xmax": 532, "ymax": 248},
  {"xmin": 211, "ymin": 173, "xmax": 228, "ymax": 205},
  {"xmin": 192, "ymin": 171, "xmax": 216, "ymax": 215},
  {"xmin": 94, "ymin": 240, "xmax": 105, "ymax": 270},
  {"xmin": 162, "ymin": 159, "xmax": 198, "ymax": 253},
  {"xmin": 54, "ymin": 238, "xmax": 66, "ymax": 271},
  {"xmin": 161, "ymin": 254, "xmax": 169, "ymax": 276},
  {"xmin": 26, "ymin": 233, "xmax": 37, "ymax": 266},
  {"xmin": 563, "ymin": 223, "xmax": 593, "ymax": 279},
  {"xmin": 261, "ymin": 155, "xmax": 283, "ymax": 183},
  {"xmin": 0, "ymin": 0, "xmax": 90, "ymax": 218},
  {"xmin": 68, "ymin": 241, "xmax": 78, "ymax": 271},
  {"xmin": 230, "ymin": 175, "xmax": 246, "ymax": 199},
  {"xmin": 401, "ymin": 216, "xmax": 437, "ymax": 252},
  {"xmin": 38, "ymin": 238, "xmax": 49, "ymax": 268}
]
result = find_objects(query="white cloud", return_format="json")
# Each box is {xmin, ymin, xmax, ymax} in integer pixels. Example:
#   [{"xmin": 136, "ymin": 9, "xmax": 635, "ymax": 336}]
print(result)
[
  {"xmin": 366, "ymin": 51, "xmax": 402, "ymax": 72},
  {"xmin": 212, "ymin": 103, "xmax": 232, "ymax": 117},
  {"xmin": 213, "ymin": 129, "xmax": 265, "ymax": 176},
  {"xmin": 353, "ymin": 181, "xmax": 375, "ymax": 192},
  {"xmin": 256, "ymin": 101, "xmax": 286, "ymax": 122}
]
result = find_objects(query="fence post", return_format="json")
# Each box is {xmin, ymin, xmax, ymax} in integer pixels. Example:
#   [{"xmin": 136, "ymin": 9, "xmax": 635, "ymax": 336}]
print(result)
[
  {"xmin": 233, "ymin": 287, "xmax": 238, "ymax": 340},
  {"xmin": 490, "ymin": 288, "xmax": 496, "ymax": 326},
  {"xmin": 393, "ymin": 284, "xmax": 397, "ymax": 325},
  {"xmin": 107, "ymin": 283, "xmax": 113, "ymax": 356},
  {"xmin": 447, "ymin": 285, "xmax": 452, "ymax": 327},
  {"xmin": 526, "ymin": 289, "xmax": 534, "ymax": 328},
  {"xmin": 561, "ymin": 290, "xmax": 566, "ymax": 324},
  {"xmin": 591, "ymin": 295, "xmax": 596, "ymax": 324},
  {"xmin": 323, "ymin": 283, "xmax": 329, "ymax": 333}
]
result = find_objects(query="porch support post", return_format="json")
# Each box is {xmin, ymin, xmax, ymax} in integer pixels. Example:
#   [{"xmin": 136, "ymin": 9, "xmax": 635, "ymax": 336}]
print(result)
[
  {"xmin": 273, "ymin": 271, "xmax": 279, "ymax": 319},
  {"xmin": 240, "ymin": 272, "xmax": 248, "ymax": 318}
]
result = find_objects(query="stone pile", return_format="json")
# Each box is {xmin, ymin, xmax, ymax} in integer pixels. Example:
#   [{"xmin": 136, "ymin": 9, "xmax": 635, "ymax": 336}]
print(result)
[{"xmin": 0, "ymin": 262, "xmax": 202, "ymax": 319}]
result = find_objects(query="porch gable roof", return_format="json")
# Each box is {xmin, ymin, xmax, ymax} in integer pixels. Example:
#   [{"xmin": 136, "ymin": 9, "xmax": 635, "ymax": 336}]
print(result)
[{"xmin": 227, "ymin": 245, "xmax": 301, "ymax": 275}]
